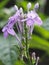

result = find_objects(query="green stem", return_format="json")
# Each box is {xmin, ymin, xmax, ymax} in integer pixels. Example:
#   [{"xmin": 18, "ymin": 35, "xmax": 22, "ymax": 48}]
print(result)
[
  {"xmin": 25, "ymin": 22, "xmax": 32, "ymax": 65},
  {"xmin": 25, "ymin": 22, "xmax": 28, "ymax": 57}
]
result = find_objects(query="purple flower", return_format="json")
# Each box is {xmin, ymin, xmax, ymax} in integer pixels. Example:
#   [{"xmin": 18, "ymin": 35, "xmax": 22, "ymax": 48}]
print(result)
[
  {"xmin": 7, "ymin": 10, "xmax": 20, "ymax": 28},
  {"xmin": 2, "ymin": 3, "xmax": 43, "ymax": 40},
  {"xmin": 2, "ymin": 25, "xmax": 15, "ymax": 38},
  {"xmin": 2, "ymin": 9, "xmax": 19, "ymax": 37},
  {"xmin": 26, "ymin": 10, "xmax": 43, "ymax": 27},
  {"xmin": 26, "ymin": 10, "xmax": 43, "ymax": 36},
  {"xmin": 2, "ymin": 7, "xmax": 24, "ymax": 44},
  {"xmin": 21, "ymin": 3, "xmax": 43, "ymax": 37},
  {"xmin": 2, "ymin": 25, "xmax": 21, "ymax": 43},
  {"xmin": 26, "ymin": 2, "xmax": 42, "ymax": 27},
  {"xmin": 2, "ymin": 7, "xmax": 22, "ymax": 38}
]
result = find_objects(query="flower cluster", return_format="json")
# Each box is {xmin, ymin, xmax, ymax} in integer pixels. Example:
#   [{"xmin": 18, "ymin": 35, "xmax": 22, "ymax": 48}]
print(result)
[
  {"xmin": 2, "ymin": 2, "xmax": 43, "ymax": 65},
  {"xmin": 2, "ymin": 2, "xmax": 42, "ymax": 41}
]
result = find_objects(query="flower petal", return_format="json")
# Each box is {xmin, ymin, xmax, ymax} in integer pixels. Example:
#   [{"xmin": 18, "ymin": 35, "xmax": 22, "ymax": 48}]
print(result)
[
  {"xmin": 34, "ymin": 16, "xmax": 43, "ymax": 26},
  {"xmin": 7, "ymin": 28, "xmax": 15, "ymax": 36},
  {"xmin": 27, "ymin": 11, "xmax": 38, "ymax": 19},
  {"xmin": 3, "ymin": 31, "xmax": 8, "ymax": 38},
  {"xmin": 27, "ymin": 19, "xmax": 34, "ymax": 27},
  {"xmin": 2, "ymin": 26, "xmax": 7, "ymax": 32}
]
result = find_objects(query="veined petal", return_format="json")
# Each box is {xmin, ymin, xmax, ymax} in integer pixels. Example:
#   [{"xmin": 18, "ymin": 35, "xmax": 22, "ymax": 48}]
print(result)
[
  {"xmin": 7, "ymin": 28, "xmax": 15, "ymax": 36},
  {"xmin": 34, "ymin": 16, "xmax": 43, "ymax": 26},
  {"xmin": 26, "ymin": 19, "xmax": 34, "ymax": 27}
]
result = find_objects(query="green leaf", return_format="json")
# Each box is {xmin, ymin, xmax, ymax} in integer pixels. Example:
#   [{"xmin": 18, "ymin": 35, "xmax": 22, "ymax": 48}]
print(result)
[
  {"xmin": 0, "ymin": 0, "xmax": 9, "ymax": 9},
  {"xmin": 34, "ymin": 26, "xmax": 49, "ymax": 40},
  {"xmin": 0, "ymin": 60, "xmax": 5, "ymax": 65},
  {"xmin": 38, "ymin": 13, "xmax": 47, "ymax": 20},
  {"xmin": 0, "ymin": 35, "xmax": 20, "ymax": 65},
  {"xmin": 15, "ymin": 60, "xmax": 25, "ymax": 65},
  {"xmin": 29, "ymin": 34, "xmax": 49, "ymax": 54}
]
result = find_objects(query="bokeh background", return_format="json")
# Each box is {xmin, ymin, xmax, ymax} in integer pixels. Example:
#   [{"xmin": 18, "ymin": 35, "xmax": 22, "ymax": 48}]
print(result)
[{"xmin": 0, "ymin": 0, "xmax": 49, "ymax": 65}]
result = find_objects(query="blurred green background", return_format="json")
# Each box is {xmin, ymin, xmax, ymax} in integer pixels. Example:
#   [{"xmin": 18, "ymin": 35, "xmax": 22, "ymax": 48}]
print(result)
[{"xmin": 0, "ymin": 0, "xmax": 49, "ymax": 65}]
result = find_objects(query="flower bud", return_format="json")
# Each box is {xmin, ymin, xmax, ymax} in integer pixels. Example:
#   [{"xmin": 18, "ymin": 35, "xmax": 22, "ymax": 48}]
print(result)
[
  {"xmin": 27, "ymin": 2, "xmax": 31, "ymax": 10},
  {"xmin": 32, "ymin": 52, "xmax": 36, "ymax": 60},
  {"xmin": 20, "ymin": 7, "xmax": 23, "ymax": 14},
  {"xmin": 14, "ymin": 5, "xmax": 18, "ymax": 11},
  {"xmin": 37, "ymin": 57, "xmax": 39, "ymax": 60},
  {"xmin": 34, "ymin": 3, "xmax": 39, "ymax": 11},
  {"xmin": 35, "ymin": 57, "xmax": 39, "ymax": 65}
]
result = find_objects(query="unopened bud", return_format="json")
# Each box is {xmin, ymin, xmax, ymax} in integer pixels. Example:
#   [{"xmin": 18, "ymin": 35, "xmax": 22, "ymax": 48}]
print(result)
[
  {"xmin": 35, "ymin": 57, "xmax": 39, "ymax": 65},
  {"xmin": 32, "ymin": 52, "xmax": 36, "ymax": 56},
  {"xmin": 32, "ymin": 52, "xmax": 36, "ymax": 60},
  {"xmin": 20, "ymin": 7, "xmax": 23, "ymax": 13},
  {"xmin": 14, "ymin": 5, "xmax": 18, "ymax": 11},
  {"xmin": 37, "ymin": 57, "xmax": 39, "ymax": 61},
  {"xmin": 27, "ymin": 2, "xmax": 31, "ymax": 10},
  {"xmin": 34, "ymin": 3, "xmax": 39, "ymax": 11}
]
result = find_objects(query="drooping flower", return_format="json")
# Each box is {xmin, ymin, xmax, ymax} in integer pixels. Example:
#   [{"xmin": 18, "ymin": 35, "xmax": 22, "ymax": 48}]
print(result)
[
  {"xmin": 2, "ymin": 24, "xmax": 21, "ymax": 44},
  {"xmin": 2, "ymin": 5, "xmax": 25, "ymax": 44},
  {"xmin": 2, "ymin": 6, "xmax": 21, "ymax": 41},
  {"xmin": 2, "ymin": 5, "xmax": 23, "ymax": 37},
  {"xmin": 2, "ymin": 25, "xmax": 15, "ymax": 38}
]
